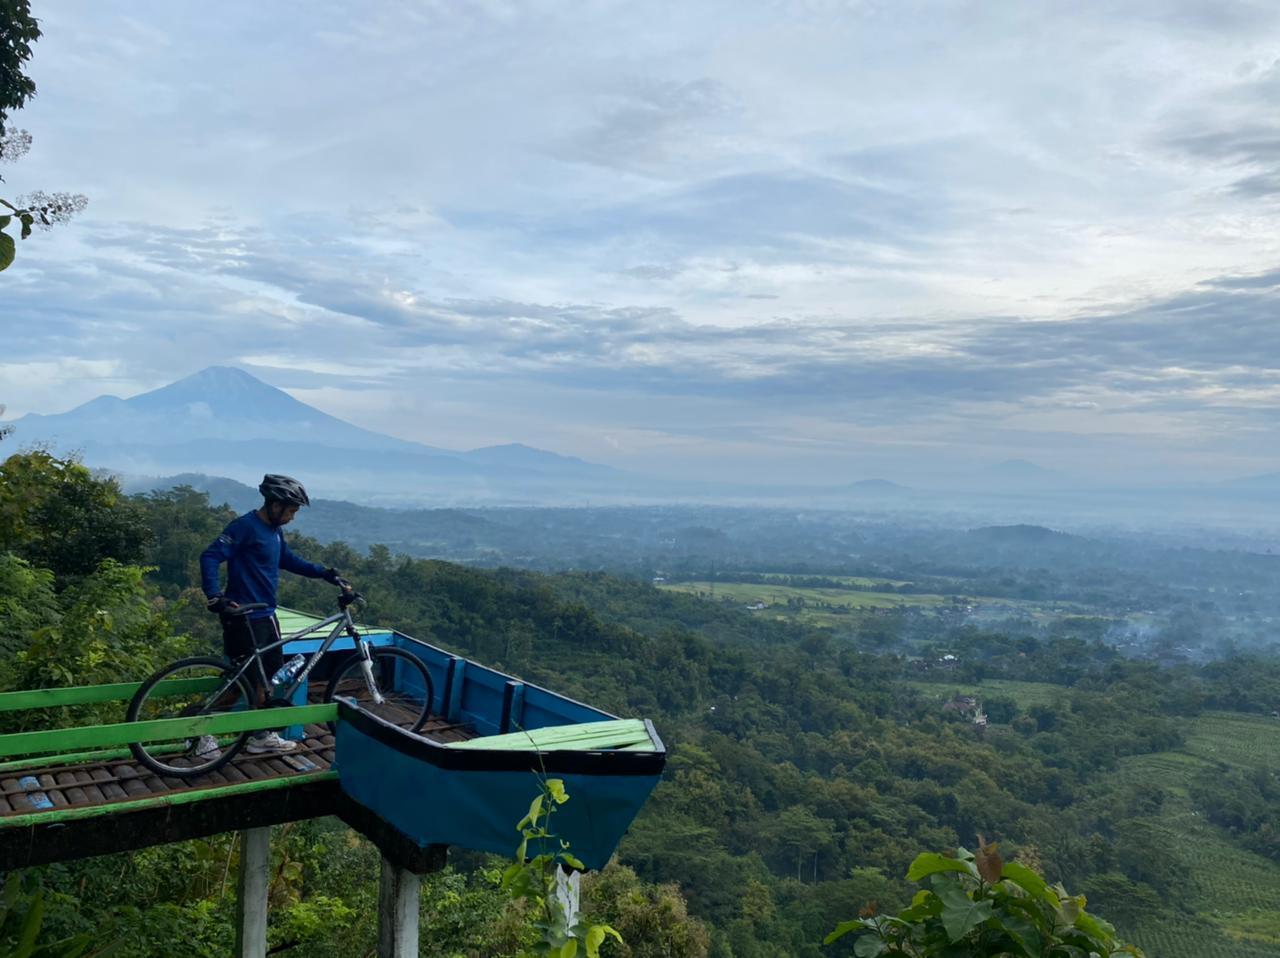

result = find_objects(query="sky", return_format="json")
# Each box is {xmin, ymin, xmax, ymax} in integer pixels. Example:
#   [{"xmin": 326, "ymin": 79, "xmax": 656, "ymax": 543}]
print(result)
[{"xmin": 2, "ymin": 0, "xmax": 1279, "ymax": 485}]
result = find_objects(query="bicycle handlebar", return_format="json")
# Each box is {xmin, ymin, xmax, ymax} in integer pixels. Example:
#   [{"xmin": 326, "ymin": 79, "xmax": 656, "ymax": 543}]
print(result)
[{"xmin": 221, "ymin": 580, "xmax": 360, "ymax": 616}]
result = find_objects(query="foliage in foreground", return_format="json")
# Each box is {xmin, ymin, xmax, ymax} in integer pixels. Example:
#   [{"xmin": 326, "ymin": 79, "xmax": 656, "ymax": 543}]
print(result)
[
  {"xmin": 827, "ymin": 841, "xmax": 1144, "ymax": 957},
  {"xmin": 502, "ymin": 778, "xmax": 623, "ymax": 958},
  {"xmin": 0, "ymin": 873, "xmax": 119, "ymax": 958}
]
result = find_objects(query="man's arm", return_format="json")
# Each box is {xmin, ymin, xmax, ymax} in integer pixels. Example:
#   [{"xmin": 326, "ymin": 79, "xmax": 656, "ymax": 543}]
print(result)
[
  {"xmin": 200, "ymin": 524, "xmax": 240, "ymax": 598},
  {"xmin": 279, "ymin": 535, "xmax": 340, "ymax": 583}
]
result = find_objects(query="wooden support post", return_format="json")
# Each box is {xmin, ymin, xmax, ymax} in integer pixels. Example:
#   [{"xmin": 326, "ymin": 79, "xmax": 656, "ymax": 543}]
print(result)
[
  {"xmin": 378, "ymin": 855, "xmax": 421, "ymax": 958},
  {"xmin": 236, "ymin": 827, "xmax": 271, "ymax": 958}
]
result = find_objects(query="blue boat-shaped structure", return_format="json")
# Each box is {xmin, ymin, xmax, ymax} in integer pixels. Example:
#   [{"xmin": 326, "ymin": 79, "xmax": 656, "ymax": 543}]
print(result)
[{"xmin": 276, "ymin": 608, "xmax": 665, "ymax": 870}]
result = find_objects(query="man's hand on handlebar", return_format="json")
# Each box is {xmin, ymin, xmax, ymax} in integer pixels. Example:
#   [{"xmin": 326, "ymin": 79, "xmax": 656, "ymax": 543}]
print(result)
[{"xmin": 324, "ymin": 568, "xmax": 355, "ymax": 593}]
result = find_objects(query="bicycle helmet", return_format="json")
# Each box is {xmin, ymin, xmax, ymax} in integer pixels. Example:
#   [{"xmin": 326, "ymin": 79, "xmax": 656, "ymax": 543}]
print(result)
[{"xmin": 258, "ymin": 474, "xmax": 311, "ymax": 507}]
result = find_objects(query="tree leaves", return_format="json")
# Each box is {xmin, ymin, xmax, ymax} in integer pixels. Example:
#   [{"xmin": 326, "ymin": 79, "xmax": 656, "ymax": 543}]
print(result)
[
  {"xmin": 829, "ymin": 846, "xmax": 1145, "ymax": 957},
  {"xmin": 906, "ymin": 852, "xmax": 978, "ymax": 882},
  {"xmin": 933, "ymin": 880, "xmax": 993, "ymax": 941},
  {"xmin": 0, "ymin": 230, "xmax": 13, "ymax": 272},
  {"xmin": 584, "ymin": 924, "xmax": 622, "ymax": 957}
]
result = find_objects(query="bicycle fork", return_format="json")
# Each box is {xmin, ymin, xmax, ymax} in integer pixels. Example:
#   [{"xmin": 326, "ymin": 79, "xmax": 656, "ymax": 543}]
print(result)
[{"xmin": 357, "ymin": 643, "xmax": 386, "ymax": 706}]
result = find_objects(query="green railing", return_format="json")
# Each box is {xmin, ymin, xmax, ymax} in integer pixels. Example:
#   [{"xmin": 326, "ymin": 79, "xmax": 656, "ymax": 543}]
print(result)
[{"xmin": 0, "ymin": 679, "xmax": 340, "ymax": 827}]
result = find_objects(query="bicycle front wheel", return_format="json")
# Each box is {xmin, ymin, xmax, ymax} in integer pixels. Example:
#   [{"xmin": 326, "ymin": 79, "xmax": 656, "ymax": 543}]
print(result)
[
  {"xmin": 323, "ymin": 647, "xmax": 433, "ymax": 733},
  {"xmin": 127, "ymin": 656, "xmax": 254, "ymax": 778}
]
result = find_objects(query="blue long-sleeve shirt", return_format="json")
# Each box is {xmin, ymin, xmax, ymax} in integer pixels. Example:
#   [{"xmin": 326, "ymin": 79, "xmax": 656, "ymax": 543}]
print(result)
[{"xmin": 200, "ymin": 511, "xmax": 327, "ymax": 618}]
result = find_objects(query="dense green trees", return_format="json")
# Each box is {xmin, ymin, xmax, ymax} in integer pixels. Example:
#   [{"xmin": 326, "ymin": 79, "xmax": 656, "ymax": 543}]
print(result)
[
  {"xmin": 5, "ymin": 477, "xmax": 1280, "ymax": 953},
  {"xmin": 0, "ymin": 452, "xmax": 151, "ymax": 583}
]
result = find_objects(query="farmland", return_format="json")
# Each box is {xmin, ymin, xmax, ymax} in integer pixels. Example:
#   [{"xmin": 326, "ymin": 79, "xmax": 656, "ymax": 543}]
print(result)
[
  {"xmin": 659, "ymin": 580, "xmax": 950, "ymax": 613},
  {"xmin": 906, "ymin": 677, "xmax": 1069, "ymax": 710},
  {"xmin": 656, "ymin": 578, "xmax": 1093, "ymax": 632},
  {"xmin": 1107, "ymin": 711, "xmax": 1280, "ymax": 957}
]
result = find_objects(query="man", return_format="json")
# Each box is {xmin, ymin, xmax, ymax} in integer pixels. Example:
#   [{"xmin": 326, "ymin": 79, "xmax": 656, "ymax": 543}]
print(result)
[{"xmin": 200, "ymin": 473, "xmax": 345, "ymax": 755}]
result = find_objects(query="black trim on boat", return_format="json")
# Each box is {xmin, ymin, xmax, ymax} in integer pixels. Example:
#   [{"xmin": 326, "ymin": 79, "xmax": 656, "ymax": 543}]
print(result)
[{"xmin": 337, "ymin": 700, "xmax": 667, "ymax": 777}]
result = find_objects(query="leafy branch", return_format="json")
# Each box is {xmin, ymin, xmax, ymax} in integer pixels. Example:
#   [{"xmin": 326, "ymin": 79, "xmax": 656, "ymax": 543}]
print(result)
[
  {"xmin": 0, "ymin": 0, "xmax": 88, "ymax": 273},
  {"xmin": 827, "ymin": 838, "xmax": 1145, "ymax": 957},
  {"xmin": 501, "ymin": 778, "xmax": 622, "ymax": 958},
  {"xmin": 0, "ymin": 185, "xmax": 87, "ymax": 271}
]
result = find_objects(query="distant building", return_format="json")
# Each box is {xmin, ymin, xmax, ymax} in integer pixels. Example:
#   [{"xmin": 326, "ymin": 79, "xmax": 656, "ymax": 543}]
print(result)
[
  {"xmin": 942, "ymin": 695, "xmax": 988, "ymax": 729},
  {"xmin": 943, "ymin": 695, "xmax": 979, "ymax": 714}
]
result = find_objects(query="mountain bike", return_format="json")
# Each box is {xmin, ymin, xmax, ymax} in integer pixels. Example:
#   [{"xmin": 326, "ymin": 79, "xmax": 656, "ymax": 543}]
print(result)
[{"xmin": 126, "ymin": 585, "xmax": 434, "ymax": 778}]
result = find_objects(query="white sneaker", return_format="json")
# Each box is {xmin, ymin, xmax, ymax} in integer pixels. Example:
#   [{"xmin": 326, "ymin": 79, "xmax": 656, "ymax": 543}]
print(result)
[
  {"xmin": 246, "ymin": 731, "xmax": 298, "ymax": 754},
  {"xmin": 192, "ymin": 735, "xmax": 222, "ymax": 761}
]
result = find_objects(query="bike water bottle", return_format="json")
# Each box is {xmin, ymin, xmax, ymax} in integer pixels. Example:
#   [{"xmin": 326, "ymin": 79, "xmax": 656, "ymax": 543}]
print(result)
[{"xmin": 272, "ymin": 654, "xmax": 306, "ymax": 686}]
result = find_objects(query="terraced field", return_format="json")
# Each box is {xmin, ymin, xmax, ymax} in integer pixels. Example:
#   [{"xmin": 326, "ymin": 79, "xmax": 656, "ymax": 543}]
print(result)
[{"xmin": 1106, "ymin": 711, "xmax": 1280, "ymax": 957}]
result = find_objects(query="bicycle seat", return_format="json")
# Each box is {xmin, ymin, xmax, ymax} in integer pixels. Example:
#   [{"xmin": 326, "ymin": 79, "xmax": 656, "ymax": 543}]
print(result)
[{"xmin": 225, "ymin": 602, "xmax": 270, "ymax": 616}]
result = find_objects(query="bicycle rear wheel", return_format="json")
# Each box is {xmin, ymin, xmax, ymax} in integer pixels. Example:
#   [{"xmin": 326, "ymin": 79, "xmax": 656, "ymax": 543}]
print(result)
[
  {"xmin": 127, "ymin": 656, "xmax": 254, "ymax": 778},
  {"xmin": 323, "ymin": 647, "xmax": 433, "ymax": 733}
]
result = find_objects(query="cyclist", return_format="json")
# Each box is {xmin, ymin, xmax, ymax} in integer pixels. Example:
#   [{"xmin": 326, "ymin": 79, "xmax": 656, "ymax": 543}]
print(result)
[{"xmin": 199, "ymin": 474, "xmax": 346, "ymax": 756}]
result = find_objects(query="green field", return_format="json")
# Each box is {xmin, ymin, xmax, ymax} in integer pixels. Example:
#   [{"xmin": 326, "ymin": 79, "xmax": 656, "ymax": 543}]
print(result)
[
  {"xmin": 1107, "ymin": 711, "xmax": 1280, "ymax": 957},
  {"xmin": 659, "ymin": 580, "xmax": 949, "ymax": 612},
  {"xmin": 659, "ymin": 579, "xmax": 1091, "ymax": 630},
  {"xmin": 743, "ymin": 572, "xmax": 917, "ymax": 588},
  {"xmin": 906, "ymin": 678, "xmax": 1070, "ymax": 709}
]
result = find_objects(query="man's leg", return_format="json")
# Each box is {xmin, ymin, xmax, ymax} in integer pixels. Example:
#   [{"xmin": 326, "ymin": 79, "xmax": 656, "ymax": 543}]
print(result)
[{"xmin": 245, "ymin": 615, "xmax": 297, "ymax": 754}]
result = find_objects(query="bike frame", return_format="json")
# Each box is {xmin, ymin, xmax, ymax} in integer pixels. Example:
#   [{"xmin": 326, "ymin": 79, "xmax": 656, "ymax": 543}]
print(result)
[{"xmin": 209, "ymin": 601, "xmax": 382, "ymax": 710}]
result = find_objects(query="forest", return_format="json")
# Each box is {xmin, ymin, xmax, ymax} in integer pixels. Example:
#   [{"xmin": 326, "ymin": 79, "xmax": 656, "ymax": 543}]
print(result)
[{"xmin": 4, "ymin": 450, "xmax": 1280, "ymax": 955}]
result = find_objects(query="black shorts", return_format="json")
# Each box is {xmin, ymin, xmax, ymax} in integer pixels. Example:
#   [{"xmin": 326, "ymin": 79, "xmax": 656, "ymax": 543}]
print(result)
[{"xmin": 221, "ymin": 613, "xmax": 283, "ymax": 689}]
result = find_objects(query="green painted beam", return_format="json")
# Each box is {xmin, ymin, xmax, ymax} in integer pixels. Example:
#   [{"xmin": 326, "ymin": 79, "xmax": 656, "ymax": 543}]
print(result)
[
  {"xmin": 0, "ymin": 742, "xmax": 187, "ymax": 773},
  {"xmin": 0, "ymin": 703, "xmax": 337, "ymax": 758},
  {"xmin": 447, "ymin": 718, "xmax": 651, "ymax": 752},
  {"xmin": 0, "ymin": 770, "xmax": 338, "ymax": 828},
  {"xmin": 0, "ymin": 676, "xmax": 221, "ymax": 713}
]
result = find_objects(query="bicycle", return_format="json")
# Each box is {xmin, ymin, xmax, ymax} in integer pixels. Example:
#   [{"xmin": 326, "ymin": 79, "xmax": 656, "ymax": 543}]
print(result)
[{"xmin": 127, "ymin": 585, "xmax": 435, "ymax": 778}]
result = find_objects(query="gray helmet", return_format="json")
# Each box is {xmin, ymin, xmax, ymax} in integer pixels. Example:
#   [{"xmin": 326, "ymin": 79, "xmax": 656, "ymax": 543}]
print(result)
[{"xmin": 258, "ymin": 474, "xmax": 310, "ymax": 507}]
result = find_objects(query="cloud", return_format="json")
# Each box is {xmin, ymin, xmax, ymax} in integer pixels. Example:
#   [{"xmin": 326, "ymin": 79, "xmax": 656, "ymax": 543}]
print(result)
[
  {"xmin": 10, "ymin": 217, "xmax": 1278, "ymax": 433},
  {"xmin": 555, "ymin": 78, "xmax": 739, "ymax": 176},
  {"xmin": 6, "ymin": 1, "xmax": 1280, "ymax": 481}
]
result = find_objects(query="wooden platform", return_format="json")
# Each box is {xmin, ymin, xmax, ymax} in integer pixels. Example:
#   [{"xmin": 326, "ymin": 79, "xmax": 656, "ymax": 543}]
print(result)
[{"xmin": 0, "ymin": 714, "xmax": 472, "ymax": 819}]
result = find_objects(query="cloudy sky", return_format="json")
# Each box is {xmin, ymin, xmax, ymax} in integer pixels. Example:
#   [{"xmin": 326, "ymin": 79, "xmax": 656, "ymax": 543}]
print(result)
[{"xmin": 3, "ymin": 0, "xmax": 1279, "ymax": 484}]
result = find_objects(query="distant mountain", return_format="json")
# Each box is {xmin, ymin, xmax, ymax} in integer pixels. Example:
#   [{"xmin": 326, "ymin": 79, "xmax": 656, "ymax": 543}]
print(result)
[
  {"xmin": 127, "ymin": 473, "xmax": 505, "ymax": 549},
  {"xmin": 459, "ymin": 443, "xmax": 618, "ymax": 477},
  {"xmin": 127, "ymin": 472, "xmax": 262, "ymax": 511},
  {"xmin": 11, "ymin": 366, "xmax": 444, "ymax": 454},
  {"xmin": 968, "ymin": 524, "xmax": 1076, "ymax": 543},
  {"xmin": 2, "ymin": 366, "xmax": 623, "ymax": 503},
  {"xmin": 846, "ymin": 479, "xmax": 910, "ymax": 495},
  {"xmin": 1220, "ymin": 472, "xmax": 1280, "ymax": 495}
]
